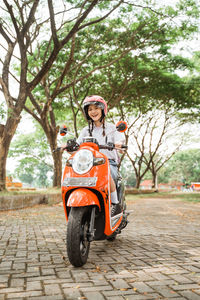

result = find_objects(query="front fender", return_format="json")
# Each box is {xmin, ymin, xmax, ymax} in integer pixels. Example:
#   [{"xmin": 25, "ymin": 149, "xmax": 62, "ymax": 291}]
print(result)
[{"xmin": 67, "ymin": 188, "xmax": 100, "ymax": 210}]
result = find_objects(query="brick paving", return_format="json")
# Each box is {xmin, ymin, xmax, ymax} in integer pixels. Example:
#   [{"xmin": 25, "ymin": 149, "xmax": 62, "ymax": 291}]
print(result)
[{"xmin": 0, "ymin": 196, "xmax": 200, "ymax": 299}]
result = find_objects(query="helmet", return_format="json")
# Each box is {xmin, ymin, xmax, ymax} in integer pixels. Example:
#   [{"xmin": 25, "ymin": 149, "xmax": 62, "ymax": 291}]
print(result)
[{"xmin": 83, "ymin": 95, "xmax": 107, "ymax": 121}]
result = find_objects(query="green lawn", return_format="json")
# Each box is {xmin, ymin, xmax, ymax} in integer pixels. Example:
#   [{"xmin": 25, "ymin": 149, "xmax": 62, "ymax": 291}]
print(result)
[
  {"xmin": 1, "ymin": 188, "xmax": 200, "ymax": 204},
  {"xmin": 125, "ymin": 191, "xmax": 200, "ymax": 203},
  {"xmin": 0, "ymin": 187, "xmax": 61, "ymax": 196}
]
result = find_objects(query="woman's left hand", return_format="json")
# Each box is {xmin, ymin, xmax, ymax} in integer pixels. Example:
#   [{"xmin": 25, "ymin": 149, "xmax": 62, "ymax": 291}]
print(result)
[{"xmin": 115, "ymin": 143, "xmax": 126, "ymax": 153}]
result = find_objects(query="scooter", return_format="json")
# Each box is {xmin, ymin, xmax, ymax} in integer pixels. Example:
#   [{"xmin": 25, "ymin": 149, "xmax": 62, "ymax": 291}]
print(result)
[{"xmin": 56, "ymin": 121, "xmax": 129, "ymax": 267}]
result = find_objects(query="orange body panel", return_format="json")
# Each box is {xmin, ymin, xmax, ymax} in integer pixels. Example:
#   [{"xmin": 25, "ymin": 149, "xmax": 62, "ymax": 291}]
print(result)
[
  {"xmin": 67, "ymin": 188, "xmax": 100, "ymax": 209},
  {"xmin": 62, "ymin": 143, "xmax": 122, "ymax": 236}
]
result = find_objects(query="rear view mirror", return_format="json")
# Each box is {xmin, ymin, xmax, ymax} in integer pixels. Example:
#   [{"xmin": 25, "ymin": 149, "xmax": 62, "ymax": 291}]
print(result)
[
  {"xmin": 116, "ymin": 121, "xmax": 128, "ymax": 132},
  {"xmin": 60, "ymin": 125, "xmax": 68, "ymax": 136}
]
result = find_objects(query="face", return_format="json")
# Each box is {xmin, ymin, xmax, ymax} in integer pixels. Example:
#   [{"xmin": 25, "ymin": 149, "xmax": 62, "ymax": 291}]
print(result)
[{"xmin": 88, "ymin": 104, "xmax": 102, "ymax": 122}]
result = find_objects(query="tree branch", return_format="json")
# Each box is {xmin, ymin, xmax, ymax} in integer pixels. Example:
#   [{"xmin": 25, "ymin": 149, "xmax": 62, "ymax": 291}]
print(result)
[
  {"xmin": 28, "ymin": 0, "xmax": 100, "ymax": 90},
  {"xmin": 3, "ymin": 0, "xmax": 21, "ymax": 41},
  {"xmin": 47, "ymin": 0, "xmax": 59, "ymax": 47},
  {"xmin": 0, "ymin": 22, "xmax": 13, "ymax": 44},
  {"xmin": 24, "ymin": 104, "xmax": 42, "ymax": 126},
  {"xmin": 78, "ymin": 0, "xmax": 124, "ymax": 31}
]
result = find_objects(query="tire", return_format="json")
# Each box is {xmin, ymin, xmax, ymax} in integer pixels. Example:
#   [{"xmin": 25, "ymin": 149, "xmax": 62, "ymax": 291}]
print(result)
[{"xmin": 67, "ymin": 207, "xmax": 91, "ymax": 267}]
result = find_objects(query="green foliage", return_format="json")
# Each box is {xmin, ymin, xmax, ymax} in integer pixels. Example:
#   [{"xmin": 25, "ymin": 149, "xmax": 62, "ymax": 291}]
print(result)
[
  {"xmin": 120, "ymin": 158, "xmax": 136, "ymax": 187},
  {"xmin": 177, "ymin": 51, "xmax": 200, "ymax": 123},
  {"xmin": 28, "ymin": 1, "xmax": 200, "ymax": 116},
  {"xmin": 126, "ymin": 192, "xmax": 200, "ymax": 203},
  {"xmin": 5, "ymin": 0, "xmax": 200, "ymax": 188},
  {"xmin": 158, "ymin": 148, "xmax": 200, "ymax": 184},
  {"xmin": 8, "ymin": 129, "xmax": 53, "ymax": 187}
]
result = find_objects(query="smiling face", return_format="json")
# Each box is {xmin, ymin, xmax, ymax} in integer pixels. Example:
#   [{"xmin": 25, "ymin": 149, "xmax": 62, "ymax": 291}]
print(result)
[{"xmin": 88, "ymin": 104, "xmax": 103, "ymax": 123}]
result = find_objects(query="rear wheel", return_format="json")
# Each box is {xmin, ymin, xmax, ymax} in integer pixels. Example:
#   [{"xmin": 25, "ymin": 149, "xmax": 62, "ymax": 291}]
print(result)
[{"xmin": 67, "ymin": 207, "xmax": 90, "ymax": 267}]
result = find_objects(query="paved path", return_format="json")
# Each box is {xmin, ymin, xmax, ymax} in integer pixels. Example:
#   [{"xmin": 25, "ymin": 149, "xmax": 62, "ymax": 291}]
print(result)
[{"xmin": 0, "ymin": 196, "xmax": 200, "ymax": 300}]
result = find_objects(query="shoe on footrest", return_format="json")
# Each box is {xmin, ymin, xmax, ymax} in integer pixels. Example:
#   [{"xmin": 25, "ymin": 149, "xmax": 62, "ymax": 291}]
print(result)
[{"xmin": 111, "ymin": 203, "xmax": 122, "ymax": 217}]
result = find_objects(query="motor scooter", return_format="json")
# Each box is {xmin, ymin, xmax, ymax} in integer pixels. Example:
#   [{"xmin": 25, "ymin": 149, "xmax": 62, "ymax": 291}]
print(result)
[{"xmin": 55, "ymin": 121, "xmax": 129, "ymax": 267}]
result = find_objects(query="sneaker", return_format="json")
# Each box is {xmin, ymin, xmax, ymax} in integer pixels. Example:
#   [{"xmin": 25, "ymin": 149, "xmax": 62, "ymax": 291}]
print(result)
[{"xmin": 111, "ymin": 203, "xmax": 122, "ymax": 217}]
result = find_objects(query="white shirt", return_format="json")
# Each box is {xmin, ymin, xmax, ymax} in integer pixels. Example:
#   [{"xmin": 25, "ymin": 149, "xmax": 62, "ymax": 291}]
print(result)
[{"xmin": 77, "ymin": 122, "xmax": 125, "ymax": 164}]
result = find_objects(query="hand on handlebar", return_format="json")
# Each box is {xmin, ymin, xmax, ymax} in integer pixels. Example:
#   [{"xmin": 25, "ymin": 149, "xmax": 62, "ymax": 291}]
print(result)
[
  {"xmin": 115, "ymin": 143, "xmax": 128, "ymax": 153},
  {"xmin": 105, "ymin": 142, "xmax": 128, "ymax": 152},
  {"xmin": 53, "ymin": 139, "xmax": 79, "ymax": 153}
]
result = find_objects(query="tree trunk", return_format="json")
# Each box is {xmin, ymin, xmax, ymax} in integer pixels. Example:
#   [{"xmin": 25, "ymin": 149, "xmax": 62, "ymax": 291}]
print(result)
[
  {"xmin": 152, "ymin": 171, "xmax": 158, "ymax": 190},
  {"xmin": 135, "ymin": 177, "xmax": 141, "ymax": 189},
  {"xmin": 0, "ymin": 117, "xmax": 21, "ymax": 191},
  {"xmin": 44, "ymin": 124, "xmax": 62, "ymax": 188},
  {"xmin": 52, "ymin": 150, "xmax": 62, "ymax": 187},
  {"xmin": 0, "ymin": 143, "xmax": 7, "ymax": 191}
]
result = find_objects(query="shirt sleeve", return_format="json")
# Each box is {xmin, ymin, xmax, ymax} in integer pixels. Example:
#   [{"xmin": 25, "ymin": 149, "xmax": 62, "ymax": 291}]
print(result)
[{"xmin": 76, "ymin": 127, "xmax": 89, "ymax": 144}]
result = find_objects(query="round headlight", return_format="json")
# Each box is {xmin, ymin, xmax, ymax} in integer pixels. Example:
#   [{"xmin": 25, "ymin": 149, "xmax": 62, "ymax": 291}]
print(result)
[{"xmin": 72, "ymin": 149, "xmax": 93, "ymax": 174}]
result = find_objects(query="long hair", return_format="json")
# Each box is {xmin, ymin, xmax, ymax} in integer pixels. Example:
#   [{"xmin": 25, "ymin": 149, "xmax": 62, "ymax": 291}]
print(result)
[{"xmin": 88, "ymin": 117, "xmax": 106, "ymax": 136}]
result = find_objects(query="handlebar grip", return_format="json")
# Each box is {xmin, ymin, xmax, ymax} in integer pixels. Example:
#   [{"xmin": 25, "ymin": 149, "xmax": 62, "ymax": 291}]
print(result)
[
  {"xmin": 99, "ymin": 145, "xmax": 109, "ymax": 149},
  {"xmin": 121, "ymin": 145, "xmax": 128, "ymax": 149}
]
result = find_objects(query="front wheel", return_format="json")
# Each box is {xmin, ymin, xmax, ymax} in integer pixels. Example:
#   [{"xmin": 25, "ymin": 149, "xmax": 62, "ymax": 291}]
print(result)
[{"xmin": 67, "ymin": 207, "xmax": 90, "ymax": 267}]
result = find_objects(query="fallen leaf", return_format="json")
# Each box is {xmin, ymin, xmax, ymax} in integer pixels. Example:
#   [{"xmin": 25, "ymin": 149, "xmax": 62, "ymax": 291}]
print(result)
[{"xmin": 92, "ymin": 265, "xmax": 101, "ymax": 273}]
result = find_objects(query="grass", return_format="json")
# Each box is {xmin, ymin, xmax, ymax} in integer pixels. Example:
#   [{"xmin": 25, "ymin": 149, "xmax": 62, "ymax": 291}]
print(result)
[
  {"xmin": 175, "ymin": 193, "xmax": 200, "ymax": 203},
  {"xmin": 2, "ymin": 188, "xmax": 200, "ymax": 204},
  {"xmin": 125, "ymin": 191, "xmax": 200, "ymax": 203},
  {"xmin": 0, "ymin": 187, "xmax": 61, "ymax": 196}
]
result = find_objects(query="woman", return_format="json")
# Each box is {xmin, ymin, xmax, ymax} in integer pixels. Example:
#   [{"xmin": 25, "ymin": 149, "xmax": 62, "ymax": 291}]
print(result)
[{"xmin": 77, "ymin": 95, "xmax": 125, "ymax": 216}]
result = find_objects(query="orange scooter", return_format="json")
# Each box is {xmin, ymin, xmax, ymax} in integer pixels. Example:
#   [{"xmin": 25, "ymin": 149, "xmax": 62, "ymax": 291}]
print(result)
[{"xmin": 56, "ymin": 121, "xmax": 129, "ymax": 267}]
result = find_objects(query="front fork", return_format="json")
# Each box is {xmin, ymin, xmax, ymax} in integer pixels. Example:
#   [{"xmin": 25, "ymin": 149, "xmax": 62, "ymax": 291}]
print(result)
[{"xmin": 87, "ymin": 207, "xmax": 96, "ymax": 242}]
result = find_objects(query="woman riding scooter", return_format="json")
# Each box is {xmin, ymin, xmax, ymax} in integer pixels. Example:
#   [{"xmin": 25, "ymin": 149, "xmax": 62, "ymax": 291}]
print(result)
[
  {"xmin": 77, "ymin": 95, "xmax": 125, "ymax": 216},
  {"xmin": 59, "ymin": 95, "xmax": 128, "ymax": 266}
]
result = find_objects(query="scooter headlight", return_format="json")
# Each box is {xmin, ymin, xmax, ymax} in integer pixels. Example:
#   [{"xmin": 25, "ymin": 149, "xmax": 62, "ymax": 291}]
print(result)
[{"xmin": 72, "ymin": 149, "xmax": 93, "ymax": 174}]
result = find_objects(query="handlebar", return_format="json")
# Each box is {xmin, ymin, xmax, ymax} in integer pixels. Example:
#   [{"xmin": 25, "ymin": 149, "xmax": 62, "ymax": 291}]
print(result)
[
  {"xmin": 53, "ymin": 140, "xmax": 128, "ymax": 153},
  {"xmin": 53, "ymin": 139, "xmax": 79, "ymax": 153},
  {"xmin": 99, "ymin": 143, "xmax": 128, "ymax": 151},
  {"xmin": 53, "ymin": 146, "xmax": 67, "ymax": 152}
]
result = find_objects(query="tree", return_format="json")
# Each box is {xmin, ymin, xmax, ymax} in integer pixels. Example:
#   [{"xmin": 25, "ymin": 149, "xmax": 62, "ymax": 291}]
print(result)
[
  {"xmin": 115, "ymin": 106, "xmax": 188, "ymax": 188},
  {"xmin": 23, "ymin": 16, "xmax": 147, "ymax": 187},
  {"xmin": 8, "ymin": 127, "xmax": 53, "ymax": 187},
  {"xmin": 158, "ymin": 148, "xmax": 200, "ymax": 185},
  {"xmin": 25, "ymin": 3, "xmax": 198, "ymax": 185},
  {"xmin": 1, "ymin": 0, "xmax": 200, "ymax": 190},
  {"xmin": 177, "ymin": 51, "xmax": 200, "ymax": 123},
  {"xmin": 0, "ymin": 0, "xmax": 127, "ymax": 191},
  {"xmin": 142, "ymin": 111, "xmax": 187, "ymax": 189},
  {"xmin": 120, "ymin": 157, "xmax": 136, "ymax": 187}
]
